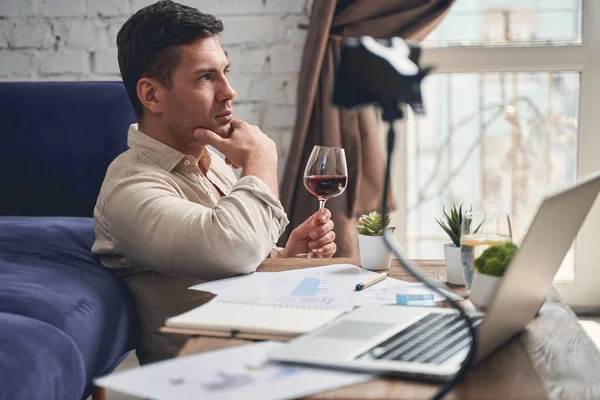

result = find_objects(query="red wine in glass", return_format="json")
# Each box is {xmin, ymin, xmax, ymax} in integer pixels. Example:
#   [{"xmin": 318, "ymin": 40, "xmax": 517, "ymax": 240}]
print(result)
[
  {"xmin": 303, "ymin": 146, "xmax": 348, "ymax": 212},
  {"xmin": 304, "ymin": 175, "xmax": 348, "ymax": 198}
]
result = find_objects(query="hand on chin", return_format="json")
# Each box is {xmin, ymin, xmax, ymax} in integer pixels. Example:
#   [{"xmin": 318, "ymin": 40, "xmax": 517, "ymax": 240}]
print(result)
[
  {"xmin": 195, "ymin": 123, "xmax": 232, "ymax": 141},
  {"xmin": 212, "ymin": 122, "xmax": 233, "ymax": 139}
]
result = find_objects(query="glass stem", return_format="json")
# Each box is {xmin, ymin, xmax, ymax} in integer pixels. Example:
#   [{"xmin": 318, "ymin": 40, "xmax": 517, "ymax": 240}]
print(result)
[{"xmin": 318, "ymin": 198, "xmax": 327, "ymax": 212}]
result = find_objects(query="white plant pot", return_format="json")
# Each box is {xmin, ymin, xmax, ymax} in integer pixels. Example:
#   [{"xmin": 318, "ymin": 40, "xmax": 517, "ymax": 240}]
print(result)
[
  {"xmin": 470, "ymin": 271, "xmax": 502, "ymax": 309},
  {"xmin": 443, "ymin": 243, "xmax": 465, "ymax": 285},
  {"xmin": 358, "ymin": 234, "xmax": 392, "ymax": 271}
]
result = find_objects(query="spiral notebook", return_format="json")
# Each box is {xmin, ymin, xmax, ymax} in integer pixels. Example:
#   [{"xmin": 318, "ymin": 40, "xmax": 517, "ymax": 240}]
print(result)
[
  {"xmin": 163, "ymin": 300, "xmax": 348, "ymax": 341},
  {"xmin": 163, "ymin": 264, "xmax": 373, "ymax": 340}
]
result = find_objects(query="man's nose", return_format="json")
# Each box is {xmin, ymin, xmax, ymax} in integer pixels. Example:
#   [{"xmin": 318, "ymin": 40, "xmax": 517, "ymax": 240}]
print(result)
[{"xmin": 217, "ymin": 78, "xmax": 237, "ymax": 102}]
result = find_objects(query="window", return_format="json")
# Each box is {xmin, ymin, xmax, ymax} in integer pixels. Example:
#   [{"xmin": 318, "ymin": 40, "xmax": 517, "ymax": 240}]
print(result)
[
  {"xmin": 426, "ymin": 0, "xmax": 582, "ymax": 45},
  {"xmin": 390, "ymin": 0, "xmax": 600, "ymax": 310}
]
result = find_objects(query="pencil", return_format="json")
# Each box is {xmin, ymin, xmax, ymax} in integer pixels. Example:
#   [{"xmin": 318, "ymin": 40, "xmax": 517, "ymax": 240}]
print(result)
[{"xmin": 355, "ymin": 272, "xmax": 389, "ymax": 291}]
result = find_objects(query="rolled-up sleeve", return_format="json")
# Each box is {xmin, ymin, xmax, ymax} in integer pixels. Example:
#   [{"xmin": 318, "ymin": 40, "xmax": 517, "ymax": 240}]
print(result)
[{"xmin": 102, "ymin": 173, "xmax": 289, "ymax": 280}]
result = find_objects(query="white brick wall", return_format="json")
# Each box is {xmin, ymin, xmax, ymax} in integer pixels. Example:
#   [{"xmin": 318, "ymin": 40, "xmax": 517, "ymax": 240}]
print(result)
[
  {"xmin": 53, "ymin": 19, "xmax": 109, "ymax": 49},
  {"xmin": 86, "ymin": 0, "xmax": 130, "ymax": 17},
  {"xmin": 9, "ymin": 18, "xmax": 54, "ymax": 49},
  {"xmin": 0, "ymin": 0, "xmax": 37, "ymax": 17},
  {"xmin": 93, "ymin": 48, "xmax": 119, "ymax": 74},
  {"xmin": 40, "ymin": 0, "xmax": 87, "ymax": 17},
  {"xmin": 0, "ymin": 0, "xmax": 312, "ymax": 173},
  {"xmin": 0, "ymin": 49, "xmax": 31, "ymax": 76},
  {"xmin": 37, "ymin": 50, "xmax": 90, "ymax": 74},
  {"xmin": 0, "ymin": 20, "xmax": 9, "ymax": 48}
]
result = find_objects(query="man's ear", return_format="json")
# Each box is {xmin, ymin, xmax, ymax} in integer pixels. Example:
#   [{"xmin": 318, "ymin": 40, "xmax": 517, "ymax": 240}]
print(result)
[{"xmin": 136, "ymin": 77, "xmax": 164, "ymax": 115}]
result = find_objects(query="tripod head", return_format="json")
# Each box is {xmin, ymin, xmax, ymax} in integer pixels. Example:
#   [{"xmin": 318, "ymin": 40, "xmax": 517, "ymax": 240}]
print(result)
[{"xmin": 332, "ymin": 36, "xmax": 432, "ymax": 122}]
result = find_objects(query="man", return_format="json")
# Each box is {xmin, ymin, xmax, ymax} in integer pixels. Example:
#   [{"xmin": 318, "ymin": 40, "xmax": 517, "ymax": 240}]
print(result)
[{"xmin": 92, "ymin": 0, "xmax": 337, "ymax": 364}]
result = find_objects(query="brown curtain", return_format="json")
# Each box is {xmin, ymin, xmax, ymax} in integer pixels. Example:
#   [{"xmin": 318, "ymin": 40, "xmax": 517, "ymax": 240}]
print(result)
[{"xmin": 279, "ymin": 0, "xmax": 456, "ymax": 257}]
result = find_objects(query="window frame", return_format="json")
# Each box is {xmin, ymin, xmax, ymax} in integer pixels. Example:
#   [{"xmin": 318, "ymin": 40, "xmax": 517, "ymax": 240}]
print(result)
[{"xmin": 392, "ymin": 0, "xmax": 600, "ymax": 310}]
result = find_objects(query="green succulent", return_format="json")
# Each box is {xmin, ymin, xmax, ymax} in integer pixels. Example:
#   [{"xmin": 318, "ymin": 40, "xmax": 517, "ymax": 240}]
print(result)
[
  {"xmin": 436, "ymin": 203, "xmax": 469, "ymax": 247},
  {"xmin": 356, "ymin": 211, "xmax": 395, "ymax": 236},
  {"xmin": 474, "ymin": 242, "xmax": 518, "ymax": 277}
]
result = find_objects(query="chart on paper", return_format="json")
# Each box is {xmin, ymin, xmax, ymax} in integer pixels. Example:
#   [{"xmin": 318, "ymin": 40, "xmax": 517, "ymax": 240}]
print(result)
[
  {"xmin": 190, "ymin": 264, "xmax": 464, "ymax": 309},
  {"xmin": 217, "ymin": 264, "xmax": 374, "ymax": 310},
  {"xmin": 218, "ymin": 275, "xmax": 344, "ymax": 308},
  {"xmin": 291, "ymin": 278, "xmax": 326, "ymax": 296},
  {"xmin": 286, "ymin": 277, "xmax": 337, "ymax": 306}
]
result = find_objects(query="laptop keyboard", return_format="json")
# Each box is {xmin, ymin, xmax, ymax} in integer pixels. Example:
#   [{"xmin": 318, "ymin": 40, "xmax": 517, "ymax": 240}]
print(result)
[{"xmin": 362, "ymin": 313, "xmax": 483, "ymax": 365}]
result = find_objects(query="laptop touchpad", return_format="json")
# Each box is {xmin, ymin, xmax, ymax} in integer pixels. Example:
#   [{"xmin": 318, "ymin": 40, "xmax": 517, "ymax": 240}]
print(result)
[{"xmin": 316, "ymin": 321, "xmax": 395, "ymax": 340}]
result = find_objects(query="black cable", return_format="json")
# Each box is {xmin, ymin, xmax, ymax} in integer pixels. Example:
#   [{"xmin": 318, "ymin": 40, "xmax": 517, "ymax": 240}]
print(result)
[{"xmin": 379, "ymin": 111, "xmax": 477, "ymax": 400}]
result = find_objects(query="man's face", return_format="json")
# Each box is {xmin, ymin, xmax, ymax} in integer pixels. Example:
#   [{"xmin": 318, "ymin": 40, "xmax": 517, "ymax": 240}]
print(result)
[{"xmin": 161, "ymin": 36, "xmax": 236, "ymax": 149}]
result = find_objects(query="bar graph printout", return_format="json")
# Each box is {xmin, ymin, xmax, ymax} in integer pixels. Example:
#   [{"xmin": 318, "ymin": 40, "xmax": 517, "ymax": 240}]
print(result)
[
  {"xmin": 190, "ymin": 264, "xmax": 463, "ymax": 310},
  {"xmin": 216, "ymin": 264, "xmax": 376, "ymax": 310}
]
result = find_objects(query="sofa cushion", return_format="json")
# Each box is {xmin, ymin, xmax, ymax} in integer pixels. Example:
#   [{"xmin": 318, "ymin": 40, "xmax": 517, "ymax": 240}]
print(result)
[
  {"xmin": 0, "ymin": 313, "xmax": 86, "ymax": 400},
  {"xmin": 0, "ymin": 216, "xmax": 138, "ymax": 387},
  {"xmin": 0, "ymin": 81, "xmax": 133, "ymax": 217}
]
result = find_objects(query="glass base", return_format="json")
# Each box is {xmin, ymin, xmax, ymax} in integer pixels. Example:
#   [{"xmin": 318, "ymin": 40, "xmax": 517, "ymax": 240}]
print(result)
[{"xmin": 294, "ymin": 251, "xmax": 325, "ymax": 259}]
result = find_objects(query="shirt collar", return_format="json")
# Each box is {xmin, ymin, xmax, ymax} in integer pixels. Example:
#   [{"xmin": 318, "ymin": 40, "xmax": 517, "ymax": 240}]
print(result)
[{"xmin": 127, "ymin": 124, "xmax": 212, "ymax": 172}]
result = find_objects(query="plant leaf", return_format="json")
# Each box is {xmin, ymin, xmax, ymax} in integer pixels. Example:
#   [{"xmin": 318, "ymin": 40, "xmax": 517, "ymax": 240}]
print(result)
[
  {"xmin": 438, "ymin": 223, "xmax": 458, "ymax": 245},
  {"xmin": 437, "ymin": 204, "xmax": 468, "ymax": 246}
]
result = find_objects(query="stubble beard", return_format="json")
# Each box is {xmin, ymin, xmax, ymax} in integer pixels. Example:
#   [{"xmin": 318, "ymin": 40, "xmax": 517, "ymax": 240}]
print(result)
[
  {"xmin": 214, "ymin": 122, "xmax": 233, "ymax": 138},
  {"xmin": 165, "ymin": 100, "xmax": 232, "ymax": 151}
]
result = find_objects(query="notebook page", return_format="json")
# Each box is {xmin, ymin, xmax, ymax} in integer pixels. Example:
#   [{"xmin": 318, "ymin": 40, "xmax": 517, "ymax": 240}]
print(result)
[{"xmin": 165, "ymin": 301, "xmax": 346, "ymax": 336}]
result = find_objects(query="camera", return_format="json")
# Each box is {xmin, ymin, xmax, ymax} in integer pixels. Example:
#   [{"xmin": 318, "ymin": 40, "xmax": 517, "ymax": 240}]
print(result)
[{"xmin": 332, "ymin": 36, "xmax": 431, "ymax": 121}]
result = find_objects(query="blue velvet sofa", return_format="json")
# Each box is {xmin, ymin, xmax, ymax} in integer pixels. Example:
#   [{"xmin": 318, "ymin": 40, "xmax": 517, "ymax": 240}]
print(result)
[{"xmin": 0, "ymin": 82, "xmax": 139, "ymax": 400}]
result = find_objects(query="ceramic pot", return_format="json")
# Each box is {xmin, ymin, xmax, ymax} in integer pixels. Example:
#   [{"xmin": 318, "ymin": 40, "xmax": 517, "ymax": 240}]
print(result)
[
  {"xmin": 443, "ymin": 243, "xmax": 465, "ymax": 285},
  {"xmin": 358, "ymin": 234, "xmax": 392, "ymax": 271},
  {"xmin": 470, "ymin": 271, "xmax": 501, "ymax": 309}
]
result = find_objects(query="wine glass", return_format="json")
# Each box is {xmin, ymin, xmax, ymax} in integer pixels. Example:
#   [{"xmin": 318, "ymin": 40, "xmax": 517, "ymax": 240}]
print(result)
[
  {"xmin": 460, "ymin": 210, "xmax": 512, "ymax": 289},
  {"xmin": 303, "ymin": 146, "xmax": 348, "ymax": 212}
]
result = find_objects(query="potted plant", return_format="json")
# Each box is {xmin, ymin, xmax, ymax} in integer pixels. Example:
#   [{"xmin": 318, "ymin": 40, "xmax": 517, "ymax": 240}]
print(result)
[
  {"xmin": 470, "ymin": 242, "xmax": 518, "ymax": 309},
  {"xmin": 436, "ymin": 204, "xmax": 468, "ymax": 285},
  {"xmin": 356, "ymin": 212, "xmax": 396, "ymax": 271}
]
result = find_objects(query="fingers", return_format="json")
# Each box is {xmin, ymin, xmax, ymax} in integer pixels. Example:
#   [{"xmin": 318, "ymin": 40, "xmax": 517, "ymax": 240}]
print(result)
[
  {"xmin": 314, "ymin": 208, "xmax": 332, "ymax": 224},
  {"xmin": 285, "ymin": 208, "xmax": 336, "ymax": 258},
  {"xmin": 308, "ymin": 208, "xmax": 332, "ymax": 229},
  {"xmin": 307, "ymin": 217, "xmax": 335, "ymax": 257},
  {"xmin": 309, "ymin": 219, "xmax": 334, "ymax": 241},
  {"xmin": 290, "ymin": 209, "xmax": 328, "ymax": 239},
  {"xmin": 314, "ymin": 242, "xmax": 337, "ymax": 258},
  {"xmin": 230, "ymin": 118, "xmax": 246, "ymax": 130},
  {"xmin": 193, "ymin": 127, "xmax": 222, "ymax": 147},
  {"xmin": 308, "ymin": 231, "xmax": 335, "ymax": 251}
]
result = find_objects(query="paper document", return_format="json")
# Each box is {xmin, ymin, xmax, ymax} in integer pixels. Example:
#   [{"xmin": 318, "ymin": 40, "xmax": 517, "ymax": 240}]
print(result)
[
  {"xmin": 189, "ymin": 272, "xmax": 273, "ymax": 295},
  {"xmin": 95, "ymin": 341, "xmax": 372, "ymax": 400},
  {"xmin": 190, "ymin": 264, "xmax": 462, "ymax": 309},
  {"xmin": 168, "ymin": 265, "xmax": 382, "ymax": 338},
  {"xmin": 194, "ymin": 264, "xmax": 378, "ymax": 310},
  {"xmin": 357, "ymin": 278, "xmax": 462, "ymax": 306}
]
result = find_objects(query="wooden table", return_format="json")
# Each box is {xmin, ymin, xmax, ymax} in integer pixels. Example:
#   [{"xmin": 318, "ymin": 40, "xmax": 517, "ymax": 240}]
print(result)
[{"xmin": 178, "ymin": 259, "xmax": 600, "ymax": 400}]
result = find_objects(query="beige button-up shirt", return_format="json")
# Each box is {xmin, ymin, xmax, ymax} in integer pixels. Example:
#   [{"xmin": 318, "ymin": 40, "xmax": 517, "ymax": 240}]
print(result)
[{"xmin": 92, "ymin": 124, "xmax": 289, "ymax": 280}]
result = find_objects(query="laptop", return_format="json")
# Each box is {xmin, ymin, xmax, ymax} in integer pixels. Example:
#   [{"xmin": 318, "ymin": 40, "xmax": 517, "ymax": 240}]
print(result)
[{"xmin": 269, "ymin": 172, "xmax": 600, "ymax": 380}]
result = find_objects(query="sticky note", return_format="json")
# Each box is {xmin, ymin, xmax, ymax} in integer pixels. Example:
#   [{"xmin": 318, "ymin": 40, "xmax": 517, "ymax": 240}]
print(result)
[{"xmin": 396, "ymin": 294, "xmax": 435, "ymax": 306}]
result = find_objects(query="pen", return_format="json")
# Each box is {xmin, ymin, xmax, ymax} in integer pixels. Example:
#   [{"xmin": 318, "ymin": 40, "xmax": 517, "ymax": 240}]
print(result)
[{"xmin": 355, "ymin": 272, "xmax": 389, "ymax": 291}]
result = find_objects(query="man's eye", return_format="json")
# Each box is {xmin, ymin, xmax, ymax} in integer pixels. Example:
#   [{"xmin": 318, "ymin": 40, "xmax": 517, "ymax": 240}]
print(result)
[
  {"xmin": 199, "ymin": 74, "xmax": 211, "ymax": 81},
  {"xmin": 224, "ymin": 69, "xmax": 231, "ymax": 75}
]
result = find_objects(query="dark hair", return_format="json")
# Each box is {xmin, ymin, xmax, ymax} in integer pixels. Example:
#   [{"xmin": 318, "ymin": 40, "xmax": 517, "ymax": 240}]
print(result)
[{"xmin": 116, "ymin": 0, "xmax": 223, "ymax": 117}]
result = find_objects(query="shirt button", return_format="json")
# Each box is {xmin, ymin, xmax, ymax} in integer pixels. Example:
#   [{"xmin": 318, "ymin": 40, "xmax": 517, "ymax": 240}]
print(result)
[{"xmin": 184, "ymin": 160, "xmax": 191, "ymax": 166}]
